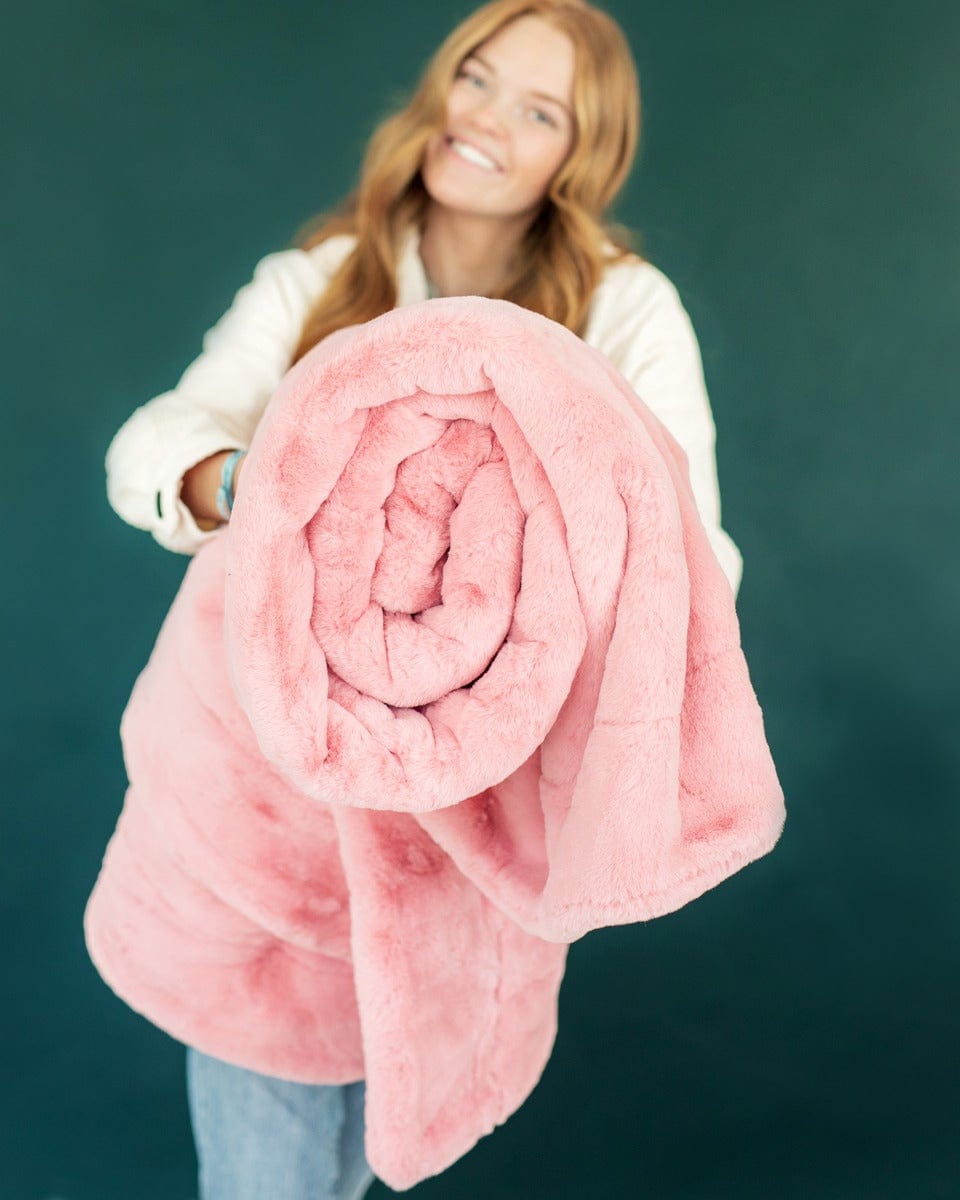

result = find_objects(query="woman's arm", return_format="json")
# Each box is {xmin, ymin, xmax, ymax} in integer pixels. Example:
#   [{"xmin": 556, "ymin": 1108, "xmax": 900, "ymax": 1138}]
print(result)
[
  {"xmin": 180, "ymin": 448, "xmax": 247, "ymax": 531},
  {"xmin": 105, "ymin": 236, "xmax": 354, "ymax": 554},
  {"xmin": 587, "ymin": 263, "xmax": 744, "ymax": 600}
]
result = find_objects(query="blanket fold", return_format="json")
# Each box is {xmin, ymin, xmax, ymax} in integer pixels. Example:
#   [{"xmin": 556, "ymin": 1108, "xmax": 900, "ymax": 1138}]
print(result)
[{"xmin": 85, "ymin": 296, "xmax": 785, "ymax": 1191}]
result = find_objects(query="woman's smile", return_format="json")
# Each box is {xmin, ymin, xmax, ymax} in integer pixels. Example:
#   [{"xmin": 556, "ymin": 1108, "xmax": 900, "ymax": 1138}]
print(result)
[{"xmin": 444, "ymin": 136, "xmax": 504, "ymax": 173}]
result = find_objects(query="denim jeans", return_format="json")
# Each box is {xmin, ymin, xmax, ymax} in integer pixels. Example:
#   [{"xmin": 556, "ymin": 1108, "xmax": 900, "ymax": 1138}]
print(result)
[{"xmin": 186, "ymin": 1046, "xmax": 377, "ymax": 1200}]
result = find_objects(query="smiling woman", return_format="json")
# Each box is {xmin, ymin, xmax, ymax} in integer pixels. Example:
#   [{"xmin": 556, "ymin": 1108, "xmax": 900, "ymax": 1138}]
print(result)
[
  {"xmin": 96, "ymin": 2, "xmax": 749, "ymax": 1197},
  {"xmin": 417, "ymin": 14, "xmax": 579, "ymax": 296},
  {"xmin": 287, "ymin": 0, "xmax": 644, "ymax": 360}
]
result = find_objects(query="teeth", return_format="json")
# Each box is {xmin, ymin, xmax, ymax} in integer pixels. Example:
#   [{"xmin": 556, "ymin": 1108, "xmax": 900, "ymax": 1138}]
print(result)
[{"xmin": 450, "ymin": 139, "xmax": 498, "ymax": 171}]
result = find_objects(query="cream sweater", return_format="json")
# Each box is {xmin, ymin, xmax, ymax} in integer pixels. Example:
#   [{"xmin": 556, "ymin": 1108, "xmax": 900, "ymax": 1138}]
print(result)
[{"xmin": 105, "ymin": 224, "xmax": 744, "ymax": 598}]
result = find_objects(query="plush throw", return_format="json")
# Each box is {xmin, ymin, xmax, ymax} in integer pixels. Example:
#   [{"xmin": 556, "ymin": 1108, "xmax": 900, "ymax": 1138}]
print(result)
[{"xmin": 85, "ymin": 296, "xmax": 786, "ymax": 1191}]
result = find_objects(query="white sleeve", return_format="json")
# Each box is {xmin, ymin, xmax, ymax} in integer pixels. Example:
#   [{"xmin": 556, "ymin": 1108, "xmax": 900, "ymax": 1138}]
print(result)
[
  {"xmin": 105, "ymin": 242, "xmax": 345, "ymax": 555},
  {"xmin": 592, "ymin": 265, "xmax": 744, "ymax": 601}
]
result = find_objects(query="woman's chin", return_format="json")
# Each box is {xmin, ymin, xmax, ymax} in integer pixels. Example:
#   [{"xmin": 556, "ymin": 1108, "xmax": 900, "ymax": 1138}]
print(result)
[{"xmin": 421, "ymin": 180, "xmax": 503, "ymax": 217}]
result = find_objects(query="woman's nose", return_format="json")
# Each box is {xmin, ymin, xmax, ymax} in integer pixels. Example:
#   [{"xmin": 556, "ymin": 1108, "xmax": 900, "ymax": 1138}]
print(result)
[
  {"xmin": 465, "ymin": 104, "xmax": 513, "ymax": 144},
  {"xmin": 467, "ymin": 88, "xmax": 519, "ymax": 131}
]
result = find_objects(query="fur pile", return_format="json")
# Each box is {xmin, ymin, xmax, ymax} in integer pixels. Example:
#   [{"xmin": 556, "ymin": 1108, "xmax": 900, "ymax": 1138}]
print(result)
[{"xmin": 85, "ymin": 296, "xmax": 785, "ymax": 1190}]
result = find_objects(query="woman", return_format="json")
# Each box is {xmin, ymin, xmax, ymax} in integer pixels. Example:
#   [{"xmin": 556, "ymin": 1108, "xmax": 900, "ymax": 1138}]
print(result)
[{"xmin": 104, "ymin": 1, "xmax": 743, "ymax": 1195}]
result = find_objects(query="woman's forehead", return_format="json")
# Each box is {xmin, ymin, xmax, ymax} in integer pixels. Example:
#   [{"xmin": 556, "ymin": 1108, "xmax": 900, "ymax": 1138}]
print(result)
[{"xmin": 471, "ymin": 16, "xmax": 576, "ymax": 104}]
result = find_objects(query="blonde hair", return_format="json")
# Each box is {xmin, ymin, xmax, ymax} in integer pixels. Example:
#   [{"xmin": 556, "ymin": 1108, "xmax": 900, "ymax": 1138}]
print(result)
[{"xmin": 289, "ymin": 0, "xmax": 644, "ymax": 364}]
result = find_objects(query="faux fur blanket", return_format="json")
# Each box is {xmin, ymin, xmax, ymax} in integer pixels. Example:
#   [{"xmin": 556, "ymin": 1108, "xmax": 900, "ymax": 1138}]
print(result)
[{"xmin": 85, "ymin": 296, "xmax": 785, "ymax": 1191}]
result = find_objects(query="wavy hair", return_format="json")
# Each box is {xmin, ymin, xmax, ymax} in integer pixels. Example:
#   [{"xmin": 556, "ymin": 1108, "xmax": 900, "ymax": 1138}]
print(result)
[{"xmin": 289, "ymin": 0, "xmax": 644, "ymax": 364}]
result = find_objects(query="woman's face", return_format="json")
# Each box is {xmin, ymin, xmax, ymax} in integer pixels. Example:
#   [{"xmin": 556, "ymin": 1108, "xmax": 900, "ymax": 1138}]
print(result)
[{"xmin": 422, "ymin": 14, "xmax": 577, "ymax": 222}]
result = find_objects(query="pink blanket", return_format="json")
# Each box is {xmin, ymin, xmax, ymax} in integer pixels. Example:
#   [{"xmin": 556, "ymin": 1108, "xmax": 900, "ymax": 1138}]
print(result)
[{"xmin": 85, "ymin": 296, "xmax": 785, "ymax": 1191}]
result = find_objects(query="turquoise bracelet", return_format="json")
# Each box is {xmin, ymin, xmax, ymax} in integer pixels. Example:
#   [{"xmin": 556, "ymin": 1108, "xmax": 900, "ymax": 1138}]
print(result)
[{"xmin": 215, "ymin": 450, "xmax": 246, "ymax": 521}]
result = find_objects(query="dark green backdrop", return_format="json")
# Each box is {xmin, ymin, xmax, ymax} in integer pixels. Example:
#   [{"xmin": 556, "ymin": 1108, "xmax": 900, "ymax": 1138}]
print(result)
[{"xmin": 4, "ymin": 1, "xmax": 957, "ymax": 1197}]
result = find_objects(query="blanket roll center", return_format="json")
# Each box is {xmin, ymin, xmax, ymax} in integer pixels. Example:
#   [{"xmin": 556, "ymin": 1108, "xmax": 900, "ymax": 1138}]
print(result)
[{"xmin": 307, "ymin": 397, "xmax": 525, "ymax": 706}]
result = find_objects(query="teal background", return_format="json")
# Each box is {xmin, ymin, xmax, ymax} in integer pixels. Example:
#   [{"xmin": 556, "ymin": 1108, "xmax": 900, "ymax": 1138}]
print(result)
[{"xmin": 3, "ymin": 1, "xmax": 958, "ymax": 1197}]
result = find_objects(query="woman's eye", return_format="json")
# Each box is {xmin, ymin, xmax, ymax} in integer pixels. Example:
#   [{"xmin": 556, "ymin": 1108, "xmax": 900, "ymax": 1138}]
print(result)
[{"xmin": 454, "ymin": 68, "xmax": 556, "ymax": 126}]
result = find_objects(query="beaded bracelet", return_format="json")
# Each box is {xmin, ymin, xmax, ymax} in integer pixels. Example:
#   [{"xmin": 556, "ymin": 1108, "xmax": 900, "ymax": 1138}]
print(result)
[{"xmin": 215, "ymin": 449, "xmax": 246, "ymax": 522}]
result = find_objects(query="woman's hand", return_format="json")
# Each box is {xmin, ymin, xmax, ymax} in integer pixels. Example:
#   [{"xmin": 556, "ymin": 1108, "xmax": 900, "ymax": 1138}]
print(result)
[{"xmin": 181, "ymin": 448, "xmax": 246, "ymax": 531}]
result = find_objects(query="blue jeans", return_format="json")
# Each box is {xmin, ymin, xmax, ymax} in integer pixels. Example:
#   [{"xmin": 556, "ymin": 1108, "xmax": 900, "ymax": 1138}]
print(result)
[{"xmin": 186, "ymin": 1046, "xmax": 377, "ymax": 1200}]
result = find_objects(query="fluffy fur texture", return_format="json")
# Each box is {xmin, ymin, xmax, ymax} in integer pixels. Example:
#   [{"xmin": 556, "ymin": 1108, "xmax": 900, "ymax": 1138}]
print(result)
[{"xmin": 85, "ymin": 296, "xmax": 785, "ymax": 1190}]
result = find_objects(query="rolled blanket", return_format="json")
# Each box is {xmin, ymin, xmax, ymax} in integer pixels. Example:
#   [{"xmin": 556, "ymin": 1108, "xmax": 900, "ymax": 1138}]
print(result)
[{"xmin": 85, "ymin": 296, "xmax": 785, "ymax": 1191}]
